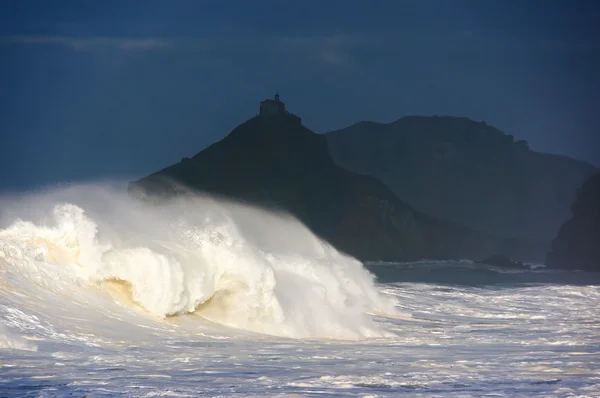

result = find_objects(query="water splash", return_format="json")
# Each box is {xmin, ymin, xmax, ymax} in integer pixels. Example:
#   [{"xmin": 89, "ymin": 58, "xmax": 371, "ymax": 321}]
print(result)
[{"xmin": 0, "ymin": 183, "xmax": 397, "ymax": 341}]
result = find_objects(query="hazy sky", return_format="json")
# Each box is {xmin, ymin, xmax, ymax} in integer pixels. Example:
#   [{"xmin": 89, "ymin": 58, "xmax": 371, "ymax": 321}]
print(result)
[{"xmin": 1, "ymin": 0, "xmax": 599, "ymax": 191}]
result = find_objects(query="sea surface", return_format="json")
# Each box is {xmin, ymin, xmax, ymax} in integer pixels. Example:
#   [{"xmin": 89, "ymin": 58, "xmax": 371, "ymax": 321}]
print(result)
[{"xmin": 1, "ymin": 184, "xmax": 599, "ymax": 397}]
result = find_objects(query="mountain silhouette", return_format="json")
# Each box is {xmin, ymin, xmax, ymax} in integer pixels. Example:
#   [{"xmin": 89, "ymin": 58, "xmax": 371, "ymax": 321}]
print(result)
[
  {"xmin": 129, "ymin": 100, "xmax": 545, "ymax": 262},
  {"xmin": 326, "ymin": 116, "xmax": 597, "ymax": 242}
]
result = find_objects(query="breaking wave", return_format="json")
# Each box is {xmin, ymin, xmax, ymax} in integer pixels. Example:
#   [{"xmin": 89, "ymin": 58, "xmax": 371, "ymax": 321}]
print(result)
[{"xmin": 0, "ymin": 183, "xmax": 396, "ymax": 341}]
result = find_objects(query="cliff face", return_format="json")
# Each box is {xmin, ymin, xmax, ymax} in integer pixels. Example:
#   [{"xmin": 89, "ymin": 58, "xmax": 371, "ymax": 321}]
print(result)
[
  {"xmin": 129, "ymin": 114, "xmax": 545, "ymax": 262},
  {"xmin": 546, "ymin": 172, "xmax": 600, "ymax": 272},
  {"xmin": 325, "ymin": 116, "xmax": 597, "ymax": 242}
]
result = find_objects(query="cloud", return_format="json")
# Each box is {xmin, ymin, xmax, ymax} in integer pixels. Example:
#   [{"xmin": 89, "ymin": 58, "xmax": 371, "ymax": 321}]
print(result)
[
  {"xmin": 447, "ymin": 31, "xmax": 599, "ymax": 53},
  {"xmin": 272, "ymin": 34, "xmax": 369, "ymax": 68},
  {"xmin": 1, "ymin": 35, "xmax": 169, "ymax": 51},
  {"xmin": 3, "ymin": 31, "xmax": 597, "ymax": 58},
  {"xmin": 0, "ymin": 34, "xmax": 360, "ymax": 67}
]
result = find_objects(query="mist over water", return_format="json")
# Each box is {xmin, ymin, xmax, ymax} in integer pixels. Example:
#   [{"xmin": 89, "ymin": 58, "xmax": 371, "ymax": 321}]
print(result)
[{"xmin": 1, "ymin": 183, "xmax": 599, "ymax": 397}]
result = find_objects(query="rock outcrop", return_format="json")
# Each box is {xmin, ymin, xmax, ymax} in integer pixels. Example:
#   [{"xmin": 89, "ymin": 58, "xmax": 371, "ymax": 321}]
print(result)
[{"xmin": 546, "ymin": 172, "xmax": 600, "ymax": 272}]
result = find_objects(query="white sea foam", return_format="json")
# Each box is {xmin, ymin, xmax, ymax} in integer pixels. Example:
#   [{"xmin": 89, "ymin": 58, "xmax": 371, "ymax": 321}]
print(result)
[
  {"xmin": 0, "ymin": 183, "xmax": 396, "ymax": 340},
  {"xmin": 0, "ymin": 323, "xmax": 37, "ymax": 351}
]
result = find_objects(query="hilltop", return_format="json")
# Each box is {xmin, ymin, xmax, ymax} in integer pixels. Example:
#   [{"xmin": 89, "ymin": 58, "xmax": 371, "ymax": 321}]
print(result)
[
  {"xmin": 129, "ymin": 100, "xmax": 544, "ymax": 262},
  {"xmin": 326, "ymin": 116, "xmax": 597, "ymax": 241}
]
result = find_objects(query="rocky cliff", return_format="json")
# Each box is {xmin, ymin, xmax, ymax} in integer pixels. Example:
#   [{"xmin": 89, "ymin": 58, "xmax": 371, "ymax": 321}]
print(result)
[{"xmin": 547, "ymin": 172, "xmax": 600, "ymax": 272}]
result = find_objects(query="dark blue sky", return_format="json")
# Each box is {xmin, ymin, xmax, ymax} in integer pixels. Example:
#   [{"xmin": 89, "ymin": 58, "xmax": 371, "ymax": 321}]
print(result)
[{"xmin": 1, "ymin": 0, "xmax": 599, "ymax": 190}]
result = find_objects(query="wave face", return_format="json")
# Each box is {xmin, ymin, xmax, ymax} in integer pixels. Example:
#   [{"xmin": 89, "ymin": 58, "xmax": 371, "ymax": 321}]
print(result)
[{"xmin": 0, "ymin": 183, "xmax": 396, "ymax": 341}]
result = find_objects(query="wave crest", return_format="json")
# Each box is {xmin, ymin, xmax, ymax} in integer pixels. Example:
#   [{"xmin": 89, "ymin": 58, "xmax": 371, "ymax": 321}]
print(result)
[{"xmin": 0, "ymin": 184, "xmax": 396, "ymax": 340}]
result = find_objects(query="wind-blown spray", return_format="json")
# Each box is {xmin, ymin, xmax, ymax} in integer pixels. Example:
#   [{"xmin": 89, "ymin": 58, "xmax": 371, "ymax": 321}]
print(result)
[{"xmin": 0, "ymin": 183, "xmax": 397, "ymax": 340}]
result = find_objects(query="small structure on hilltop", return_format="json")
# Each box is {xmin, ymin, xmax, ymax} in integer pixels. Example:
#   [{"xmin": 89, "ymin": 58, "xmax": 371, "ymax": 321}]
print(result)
[
  {"xmin": 260, "ymin": 92, "xmax": 285, "ymax": 117},
  {"xmin": 259, "ymin": 92, "xmax": 302, "ymax": 124}
]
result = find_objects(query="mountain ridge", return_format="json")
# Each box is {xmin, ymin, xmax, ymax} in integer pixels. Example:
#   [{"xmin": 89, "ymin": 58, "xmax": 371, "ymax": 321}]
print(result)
[
  {"xmin": 333, "ymin": 115, "xmax": 597, "ymax": 167},
  {"xmin": 325, "ymin": 115, "xmax": 597, "ymax": 241},
  {"xmin": 129, "ymin": 112, "xmax": 546, "ymax": 263}
]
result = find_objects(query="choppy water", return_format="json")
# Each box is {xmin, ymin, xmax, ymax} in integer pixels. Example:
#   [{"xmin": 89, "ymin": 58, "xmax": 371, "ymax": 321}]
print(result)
[{"xmin": 1, "ymin": 184, "xmax": 599, "ymax": 397}]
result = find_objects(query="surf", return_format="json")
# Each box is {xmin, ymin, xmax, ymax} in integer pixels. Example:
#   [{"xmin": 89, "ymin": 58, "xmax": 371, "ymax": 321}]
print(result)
[{"xmin": 0, "ymin": 182, "xmax": 397, "ymax": 342}]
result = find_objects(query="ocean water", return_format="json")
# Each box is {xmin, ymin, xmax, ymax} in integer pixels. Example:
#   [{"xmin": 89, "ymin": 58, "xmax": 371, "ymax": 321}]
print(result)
[{"xmin": 1, "ymin": 184, "xmax": 599, "ymax": 397}]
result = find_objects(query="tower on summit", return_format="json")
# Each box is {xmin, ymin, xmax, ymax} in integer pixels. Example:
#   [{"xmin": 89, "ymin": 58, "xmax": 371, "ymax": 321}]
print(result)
[{"xmin": 260, "ymin": 92, "xmax": 285, "ymax": 117}]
